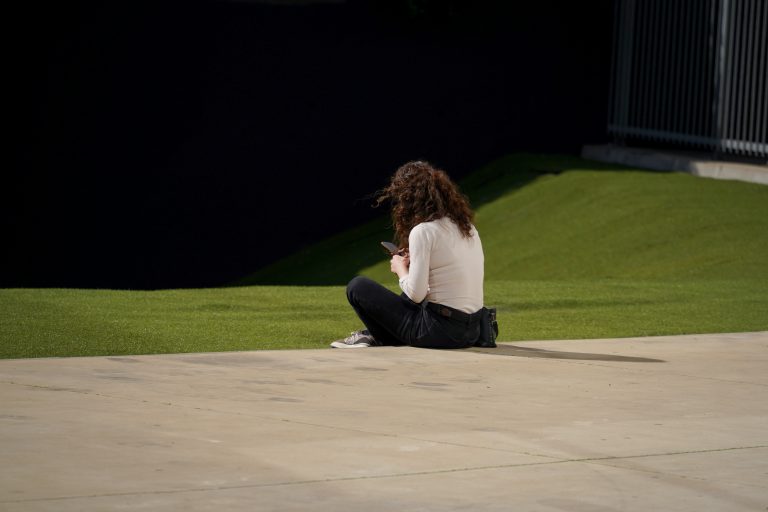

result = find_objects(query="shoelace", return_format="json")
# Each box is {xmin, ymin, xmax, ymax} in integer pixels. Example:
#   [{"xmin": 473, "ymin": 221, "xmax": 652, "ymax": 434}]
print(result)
[{"xmin": 345, "ymin": 331, "xmax": 368, "ymax": 344}]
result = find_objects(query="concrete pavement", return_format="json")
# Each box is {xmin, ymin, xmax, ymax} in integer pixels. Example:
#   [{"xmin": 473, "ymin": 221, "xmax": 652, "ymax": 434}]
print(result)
[{"xmin": 1, "ymin": 332, "xmax": 767, "ymax": 511}]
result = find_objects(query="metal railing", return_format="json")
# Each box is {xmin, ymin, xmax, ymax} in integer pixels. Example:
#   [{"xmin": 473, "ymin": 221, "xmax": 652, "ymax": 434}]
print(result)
[{"xmin": 609, "ymin": 0, "xmax": 767, "ymax": 161}]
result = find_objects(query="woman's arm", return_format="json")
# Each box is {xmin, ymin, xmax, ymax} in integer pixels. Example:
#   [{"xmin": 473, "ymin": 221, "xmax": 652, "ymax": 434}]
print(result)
[{"xmin": 396, "ymin": 225, "xmax": 432, "ymax": 303}]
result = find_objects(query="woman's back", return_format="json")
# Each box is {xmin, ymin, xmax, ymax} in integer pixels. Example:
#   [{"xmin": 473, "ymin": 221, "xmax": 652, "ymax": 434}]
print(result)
[{"xmin": 400, "ymin": 217, "xmax": 484, "ymax": 314}]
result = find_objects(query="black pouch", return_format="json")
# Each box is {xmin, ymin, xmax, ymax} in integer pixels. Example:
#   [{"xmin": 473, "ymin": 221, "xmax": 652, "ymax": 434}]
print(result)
[{"xmin": 475, "ymin": 307, "xmax": 498, "ymax": 348}]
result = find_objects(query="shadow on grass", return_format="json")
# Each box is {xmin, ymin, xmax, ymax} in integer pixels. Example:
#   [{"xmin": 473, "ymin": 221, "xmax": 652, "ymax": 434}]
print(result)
[
  {"xmin": 232, "ymin": 154, "xmax": 632, "ymax": 286},
  {"xmin": 466, "ymin": 344, "xmax": 665, "ymax": 363}
]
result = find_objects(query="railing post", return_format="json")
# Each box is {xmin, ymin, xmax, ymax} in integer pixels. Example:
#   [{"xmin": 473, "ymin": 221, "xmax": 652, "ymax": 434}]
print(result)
[{"xmin": 713, "ymin": 0, "xmax": 730, "ymax": 159}]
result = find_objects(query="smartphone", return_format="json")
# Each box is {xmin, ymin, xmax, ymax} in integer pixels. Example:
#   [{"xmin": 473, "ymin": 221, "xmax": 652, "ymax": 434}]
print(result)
[{"xmin": 380, "ymin": 241, "xmax": 400, "ymax": 256}]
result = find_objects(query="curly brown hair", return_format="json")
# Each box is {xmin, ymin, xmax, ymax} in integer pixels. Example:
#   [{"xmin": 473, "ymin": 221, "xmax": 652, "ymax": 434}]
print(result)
[{"xmin": 375, "ymin": 161, "xmax": 475, "ymax": 248}]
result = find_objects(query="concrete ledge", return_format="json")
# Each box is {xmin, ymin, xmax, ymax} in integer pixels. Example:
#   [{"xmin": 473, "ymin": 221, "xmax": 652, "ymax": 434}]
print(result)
[{"xmin": 582, "ymin": 144, "xmax": 768, "ymax": 185}]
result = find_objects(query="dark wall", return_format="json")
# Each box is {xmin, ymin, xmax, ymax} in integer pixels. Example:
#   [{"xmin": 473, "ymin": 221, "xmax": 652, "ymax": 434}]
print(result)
[{"xmin": 6, "ymin": 0, "xmax": 613, "ymax": 289}]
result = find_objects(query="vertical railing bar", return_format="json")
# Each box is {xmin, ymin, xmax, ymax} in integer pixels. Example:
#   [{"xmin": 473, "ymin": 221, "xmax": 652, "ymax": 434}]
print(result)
[
  {"xmin": 759, "ymin": 0, "xmax": 768, "ymax": 158},
  {"xmin": 718, "ymin": 0, "xmax": 732, "ymax": 153},
  {"xmin": 647, "ymin": 0, "xmax": 659, "ymax": 138},
  {"xmin": 722, "ymin": 0, "xmax": 741, "ymax": 152},
  {"xmin": 751, "ymin": 0, "xmax": 759, "ymax": 156},
  {"xmin": 645, "ymin": 0, "xmax": 655, "ymax": 139},
  {"xmin": 695, "ymin": 0, "xmax": 704, "ymax": 144},
  {"xmin": 629, "ymin": 1, "xmax": 638, "ymax": 133},
  {"xmin": 664, "ymin": 0, "xmax": 673, "ymax": 138},
  {"xmin": 737, "ymin": 0, "xmax": 745, "ymax": 156},
  {"xmin": 755, "ymin": 2, "xmax": 768, "ymax": 158},
  {"xmin": 670, "ymin": 0, "xmax": 679, "ymax": 138},
  {"xmin": 659, "ymin": 0, "xmax": 668, "ymax": 140},
  {"xmin": 736, "ymin": 0, "xmax": 750, "ymax": 154},
  {"xmin": 624, "ymin": 0, "xmax": 642, "ymax": 134},
  {"xmin": 661, "ymin": 2, "xmax": 674, "ymax": 141},
  {"xmin": 739, "ymin": 0, "xmax": 751, "ymax": 156},
  {"xmin": 707, "ymin": 0, "xmax": 717, "ymax": 151},
  {"xmin": 727, "ymin": 0, "xmax": 739, "ymax": 154},
  {"xmin": 708, "ymin": 0, "xmax": 716, "ymax": 146},
  {"xmin": 713, "ymin": 0, "xmax": 728, "ymax": 155},
  {"xmin": 615, "ymin": 0, "xmax": 627, "ymax": 138},
  {"xmin": 692, "ymin": 0, "xmax": 704, "ymax": 140},
  {"xmin": 694, "ymin": 0, "xmax": 712, "ymax": 144},
  {"xmin": 636, "ymin": 0, "xmax": 648, "ymax": 133},
  {"xmin": 672, "ymin": 1, "xmax": 690, "ymax": 140},
  {"xmin": 733, "ymin": 0, "xmax": 746, "ymax": 156},
  {"xmin": 663, "ymin": 0, "xmax": 674, "ymax": 138},
  {"xmin": 746, "ymin": 0, "xmax": 758, "ymax": 157},
  {"xmin": 608, "ymin": 0, "xmax": 623, "ymax": 136},
  {"xmin": 615, "ymin": 0, "xmax": 628, "ymax": 134},
  {"xmin": 734, "ymin": 0, "xmax": 749, "ymax": 153},
  {"xmin": 727, "ymin": 0, "xmax": 738, "ymax": 156},
  {"xmin": 672, "ymin": 0, "xmax": 681, "ymax": 139},
  {"xmin": 625, "ymin": 0, "xmax": 634, "ymax": 134},
  {"xmin": 647, "ymin": 0, "xmax": 657, "ymax": 137},
  {"xmin": 748, "ymin": 0, "xmax": 758, "ymax": 156},
  {"xmin": 757, "ymin": 0, "xmax": 766, "ymax": 158},
  {"xmin": 678, "ymin": 0, "xmax": 686, "ymax": 140},
  {"xmin": 698, "ymin": 0, "xmax": 705, "ymax": 145},
  {"xmin": 699, "ymin": 0, "xmax": 722, "ymax": 149},
  {"xmin": 684, "ymin": 0, "xmax": 694, "ymax": 140},
  {"xmin": 629, "ymin": 0, "xmax": 638, "ymax": 138},
  {"xmin": 680, "ymin": 1, "xmax": 696, "ymax": 142},
  {"xmin": 740, "ymin": 0, "xmax": 749, "ymax": 156},
  {"xmin": 739, "ymin": 0, "xmax": 750, "ymax": 155},
  {"xmin": 646, "ymin": 0, "xmax": 656, "ymax": 134},
  {"xmin": 607, "ymin": 0, "xmax": 619, "ymax": 135},
  {"xmin": 620, "ymin": 0, "xmax": 635, "ymax": 135},
  {"xmin": 653, "ymin": 0, "xmax": 667, "ymax": 139},
  {"xmin": 614, "ymin": 0, "xmax": 624, "ymax": 135}
]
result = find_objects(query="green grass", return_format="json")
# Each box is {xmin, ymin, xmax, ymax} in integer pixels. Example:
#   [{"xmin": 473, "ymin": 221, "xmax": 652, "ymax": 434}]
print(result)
[
  {"xmin": 2, "ymin": 154, "xmax": 767, "ymax": 359},
  {"xmin": 2, "ymin": 278, "xmax": 766, "ymax": 359},
  {"xmin": 0, "ymin": 286, "xmax": 355, "ymax": 358}
]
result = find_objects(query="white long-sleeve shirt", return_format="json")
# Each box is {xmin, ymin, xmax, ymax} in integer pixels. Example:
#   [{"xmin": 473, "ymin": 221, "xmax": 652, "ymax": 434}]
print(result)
[{"xmin": 398, "ymin": 217, "xmax": 484, "ymax": 313}]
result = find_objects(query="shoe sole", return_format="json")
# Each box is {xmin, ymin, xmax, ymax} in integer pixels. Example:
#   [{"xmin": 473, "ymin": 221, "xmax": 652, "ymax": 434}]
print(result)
[{"xmin": 330, "ymin": 341, "xmax": 371, "ymax": 348}]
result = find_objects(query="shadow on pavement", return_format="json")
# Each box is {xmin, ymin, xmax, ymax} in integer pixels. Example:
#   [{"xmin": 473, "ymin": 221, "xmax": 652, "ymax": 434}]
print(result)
[{"xmin": 466, "ymin": 344, "xmax": 665, "ymax": 363}]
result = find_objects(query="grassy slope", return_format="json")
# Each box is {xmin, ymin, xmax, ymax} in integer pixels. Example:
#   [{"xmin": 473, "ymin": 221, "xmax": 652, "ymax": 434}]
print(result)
[
  {"xmin": 476, "ymin": 164, "xmax": 767, "ymax": 280},
  {"xmin": 2, "ymin": 154, "xmax": 767, "ymax": 358},
  {"xmin": 240, "ymin": 154, "xmax": 768, "ymax": 284}
]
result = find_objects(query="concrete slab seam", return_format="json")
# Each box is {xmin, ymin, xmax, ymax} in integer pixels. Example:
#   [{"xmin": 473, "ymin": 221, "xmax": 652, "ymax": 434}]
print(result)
[
  {"xmin": 0, "ymin": 378, "xmax": 564, "ymax": 462},
  {"xmin": 582, "ymin": 452, "xmax": 768, "ymax": 490},
  {"xmin": 1, "ymin": 445, "xmax": 765, "ymax": 506}
]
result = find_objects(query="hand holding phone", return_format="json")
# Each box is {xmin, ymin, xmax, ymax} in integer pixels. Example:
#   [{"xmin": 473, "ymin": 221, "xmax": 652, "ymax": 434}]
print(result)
[{"xmin": 380, "ymin": 241, "xmax": 407, "ymax": 257}]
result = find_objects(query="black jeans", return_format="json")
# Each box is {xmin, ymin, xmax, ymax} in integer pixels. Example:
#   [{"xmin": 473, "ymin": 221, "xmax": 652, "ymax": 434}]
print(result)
[{"xmin": 346, "ymin": 276, "xmax": 480, "ymax": 349}]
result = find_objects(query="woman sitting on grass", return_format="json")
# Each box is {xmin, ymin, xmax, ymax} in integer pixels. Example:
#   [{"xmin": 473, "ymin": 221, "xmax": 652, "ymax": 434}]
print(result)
[{"xmin": 332, "ymin": 160, "xmax": 486, "ymax": 349}]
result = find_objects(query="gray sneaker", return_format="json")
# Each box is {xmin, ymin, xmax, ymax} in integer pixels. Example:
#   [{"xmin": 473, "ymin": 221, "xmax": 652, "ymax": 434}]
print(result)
[{"xmin": 330, "ymin": 330, "xmax": 380, "ymax": 348}]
